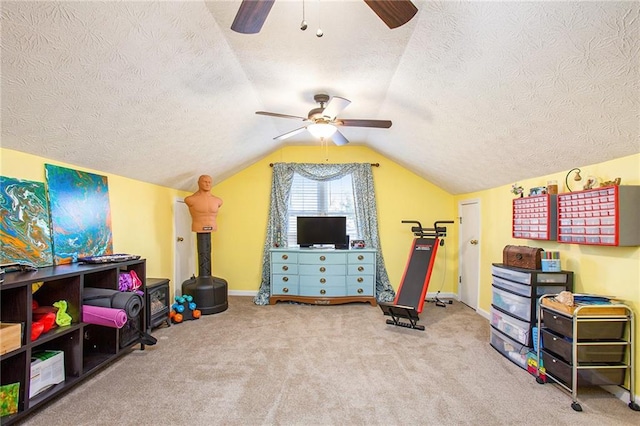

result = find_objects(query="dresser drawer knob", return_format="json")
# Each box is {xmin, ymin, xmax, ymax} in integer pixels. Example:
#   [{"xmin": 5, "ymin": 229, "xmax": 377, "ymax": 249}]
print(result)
[
  {"xmin": 283, "ymin": 287, "xmax": 289, "ymax": 293},
  {"xmin": 320, "ymin": 278, "xmax": 326, "ymax": 284},
  {"xmin": 358, "ymin": 255, "xmax": 364, "ymax": 260},
  {"xmin": 358, "ymin": 266, "xmax": 364, "ymax": 272},
  {"xmin": 319, "ymin": 266, "xmax": 326, "ymax": 272},
  {"xmin": 282, "ymin": 265, "xmax": 288, "ymax": 271},
  {"xmin": 282, "ymin": 254, "xmax": 288, "ymax": 260},
  {"xmin": 320, "ymin": 289, "xmax": 326, "ymax": 295},
  {"xmin": 357, "ymin": 277, "xmax": 363, "ymax": 283},
  {"xmin": 357, "ymin": 288, "xmax": 363, "ymax": 294},
  {"xmin": 319, "ymin": 255, "xmax": 326, "ymax": 261},
  {"xmin": 282, "ymin": 276, "xmax": 289, "ymax": 282}
]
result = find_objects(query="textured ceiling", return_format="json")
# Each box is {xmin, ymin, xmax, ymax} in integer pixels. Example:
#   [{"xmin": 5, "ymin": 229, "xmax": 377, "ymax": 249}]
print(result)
[{"xmin": 2, "ymin": 1, "xmax": 639, "ymax": 194}]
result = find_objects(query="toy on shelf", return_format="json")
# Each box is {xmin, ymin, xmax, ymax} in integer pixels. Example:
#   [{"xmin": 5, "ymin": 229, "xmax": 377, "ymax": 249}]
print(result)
[
  {"xmin": 170, "ymin": 294, "xmax": 201, "ymax": 324},
  {"xmin": 119, "ymin": 270, "xmax": 144, "ymax": 296},
  {"xmin": 31, "ymin": 300, "xmax": 65, "ymax": 341}
]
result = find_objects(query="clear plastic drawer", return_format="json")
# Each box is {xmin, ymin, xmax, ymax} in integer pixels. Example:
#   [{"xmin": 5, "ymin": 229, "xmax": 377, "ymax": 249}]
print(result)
[
  {"xmin": 492, "ymin": 286, "xmax": 531, "ymax": 321},
  {"xmin": 491, "ymin": 265, "xmax": 532, "ymax": 285},
  {"xmin": 492, "ymin": 276, "xmax": 531, "ymax": 297},
  {"xmin": 491, "ymin": 307, "xmax": 530, "ymax": 346},
  {"xmin": 490, "ymin": 327, "xmax": 528, "ymax": 369}
]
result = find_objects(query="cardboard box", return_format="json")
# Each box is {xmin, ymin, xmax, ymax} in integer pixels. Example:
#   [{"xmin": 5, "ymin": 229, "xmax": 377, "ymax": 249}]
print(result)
[
  {"xmin": 0, "ymin": 382, "xmax": 20, "ymax": 417},
  {"xmin": 29, "ymin": 350, "xmax": 65, "ymax": 398},
  {"xmin": 0, "ymin": 323, "xmax": 22, "ymax": 355}
]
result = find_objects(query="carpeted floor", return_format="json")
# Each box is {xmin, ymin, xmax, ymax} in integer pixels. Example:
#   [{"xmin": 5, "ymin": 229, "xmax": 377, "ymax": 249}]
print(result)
[{"xmin": 19, "ymin": 296, "xmax": 639, "ymax": 425}]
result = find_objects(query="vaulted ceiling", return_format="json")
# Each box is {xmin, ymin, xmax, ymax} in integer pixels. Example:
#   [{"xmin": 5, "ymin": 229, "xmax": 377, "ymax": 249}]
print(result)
[{"xmin": 2, "ymin": 1, "xmax": 638, "ymax": 194}]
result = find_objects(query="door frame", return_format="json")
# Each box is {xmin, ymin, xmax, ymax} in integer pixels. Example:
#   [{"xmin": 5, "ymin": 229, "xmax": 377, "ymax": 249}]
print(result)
[
  {"xmin": 174, "ymin": 197, "xmax": 195, "ymax": 299},
  {"xmin": 458, "ymin": 198, "xmax": 481, "ymax": 311}
]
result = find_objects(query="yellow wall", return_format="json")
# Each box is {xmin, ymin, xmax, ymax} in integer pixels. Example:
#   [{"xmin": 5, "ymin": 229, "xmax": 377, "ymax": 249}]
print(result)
[
  {"xmin": 3, "ymin": 147, "xmax": 639, "ymax": 393},
  {"xmin": 455, "ymin": 153, "xmax": 640, "ymax": 315},
  {"xmin": 1, "ymin": 146, "xmax": 459, "ymax": 296},
  {"xmin": 0, "ymin": 149, "xmax": 187, "ymax": 282},
  {"xmin": 456, "ymin": 153, "xmax": 640, "ymax": 392},
  {"xmin": 211, "ymin": 145, "xmax": 458, "ymax": 295}
]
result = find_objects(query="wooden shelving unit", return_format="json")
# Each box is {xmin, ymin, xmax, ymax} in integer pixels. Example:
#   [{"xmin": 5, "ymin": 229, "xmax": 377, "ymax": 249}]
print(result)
[{"xmin": 0, "ymin": 260, "xmax": 146, "ymax": 425}]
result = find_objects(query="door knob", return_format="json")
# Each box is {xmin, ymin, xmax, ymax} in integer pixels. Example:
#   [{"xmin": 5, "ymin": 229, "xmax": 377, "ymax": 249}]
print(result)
[
  {"xmin": 470, "ymin": 239, "xmax": 478, "ymax": 245},
  {"xmin": 177, "ymin": 237, "xmax": 184, "ymax": 242}
]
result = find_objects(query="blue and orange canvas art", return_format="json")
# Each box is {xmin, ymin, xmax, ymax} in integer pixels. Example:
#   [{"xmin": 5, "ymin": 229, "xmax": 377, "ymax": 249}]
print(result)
[
  {"xmin": 0, "ymin": 176, "xmax": 54, "ymax": 267},
  {"xmin": 45, "ymin": 164, "xmax": 113, "ymax": 264}
]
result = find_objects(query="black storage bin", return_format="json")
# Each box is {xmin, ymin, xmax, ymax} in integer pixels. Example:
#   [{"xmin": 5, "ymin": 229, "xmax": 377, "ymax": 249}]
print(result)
[
  {"xmin": 541, "ymin": 307, "xmax": 626, "ymax": 339},
  {"xmin": 541, "ymin": 328, "xmax": 626, "ymax": 363},
  {"xmin": 541, "ymin": 350, "xmax": 626, "ymax": 387}
]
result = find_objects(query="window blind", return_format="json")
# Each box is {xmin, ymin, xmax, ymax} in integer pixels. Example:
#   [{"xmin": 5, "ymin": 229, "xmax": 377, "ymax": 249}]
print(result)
[{"xmin": 288, "ymin": 173, "xmax": 357, "ymax": 246}]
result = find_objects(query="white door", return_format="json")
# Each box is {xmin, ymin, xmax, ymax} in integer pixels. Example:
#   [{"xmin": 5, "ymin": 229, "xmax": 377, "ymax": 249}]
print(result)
[
  {"xmin": 458, "ymin": 199, "xmax": 481, "ymax": 310},
  {"xmin": 174, "ymin": 199, "xmax": 195, "ymax": 298}
]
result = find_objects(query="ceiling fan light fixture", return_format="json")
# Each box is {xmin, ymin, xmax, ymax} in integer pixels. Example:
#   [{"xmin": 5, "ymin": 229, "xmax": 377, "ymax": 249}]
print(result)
[{"xmin": 307, "ymin": 122, "xmax": 337, "ymax": 139}]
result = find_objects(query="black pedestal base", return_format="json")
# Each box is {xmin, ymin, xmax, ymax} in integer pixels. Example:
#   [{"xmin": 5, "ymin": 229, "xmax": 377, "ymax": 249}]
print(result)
[{"xmin": 182, "ymin": 276, "xmax": 228, "ymax": 315}]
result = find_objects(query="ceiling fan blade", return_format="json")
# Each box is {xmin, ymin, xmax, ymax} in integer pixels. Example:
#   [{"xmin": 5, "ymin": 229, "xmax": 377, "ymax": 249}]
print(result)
[
  {"xmin": 331, "ymin": 130, "xmax": 349, "ymax": 146},
  {"xmin": 231, "ymin": 0, "xmax": 275, "ymax": 34},
  {"xmin": 256, "ymin": 111, "xmax": 308, "ymax": 121},
  {"xmin": 363, "ymin": 0, "xmax": 418, "ymax": 29},
  {"xmin": 274, "ymin": 126, "xmax": 307, "ymax": 141},
  {"xmin": 322, "ymin": 96, "xmax": 351, "ymax": 120},
  {"xmin": 338, "ymin": 119, "xmax": 392, "ymax": 128}
]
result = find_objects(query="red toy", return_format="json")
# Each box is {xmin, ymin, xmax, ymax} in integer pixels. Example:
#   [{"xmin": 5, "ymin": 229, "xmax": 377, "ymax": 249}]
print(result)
[{"xmin": 31, "ymin": 302, "xmax": 58, "ymax": 341}]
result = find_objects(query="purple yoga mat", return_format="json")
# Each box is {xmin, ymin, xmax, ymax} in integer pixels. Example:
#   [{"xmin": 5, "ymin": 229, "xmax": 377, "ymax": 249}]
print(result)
[{"xmin": 82, "ymin": 305, "xmax": 128, "ymax": 328}]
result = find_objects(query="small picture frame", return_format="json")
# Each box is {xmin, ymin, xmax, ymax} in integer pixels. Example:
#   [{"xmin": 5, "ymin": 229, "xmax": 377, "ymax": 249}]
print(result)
[
  {"xmin": 529, "ymin": 186, "xmax": 547, "ymax": 196},
  {"xmin": 350, "ymin": 239, "xmax": 366, "ymax": 249}
]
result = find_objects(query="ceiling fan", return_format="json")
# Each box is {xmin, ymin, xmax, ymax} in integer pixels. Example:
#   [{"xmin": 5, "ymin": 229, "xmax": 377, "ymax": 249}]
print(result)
[
  {"xmin": 231, "ymin": 0, "xmax": 418, "ymax": 34},
  {"xmin": 256, "ymin": 94, "xmax": 392, "ymax": 146}
]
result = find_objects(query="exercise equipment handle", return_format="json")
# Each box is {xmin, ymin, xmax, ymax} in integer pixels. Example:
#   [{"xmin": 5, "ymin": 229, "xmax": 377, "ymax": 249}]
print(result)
[
  {"xmin": 434, "ymin": 220, "xmax": 454, "ymax": 236},
  {"xmin": 401, "ymin": 220, "xmax": 423, "ymax": 235},
  {"xmin": 402, "ymin": 219, "xmax": 454, "ymax": 238}
]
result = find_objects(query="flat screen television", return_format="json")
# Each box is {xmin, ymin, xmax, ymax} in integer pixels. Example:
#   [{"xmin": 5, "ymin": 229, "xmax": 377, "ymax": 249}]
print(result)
[{"xmin": 296, "ymin": 216, "xmax": 347, "ymax": 248}]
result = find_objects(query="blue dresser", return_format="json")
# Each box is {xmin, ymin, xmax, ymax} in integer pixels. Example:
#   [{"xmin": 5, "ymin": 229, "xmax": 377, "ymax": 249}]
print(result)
[{"xmin": 270, "ymin": 248, "xmax": 377, "ymax": 305}]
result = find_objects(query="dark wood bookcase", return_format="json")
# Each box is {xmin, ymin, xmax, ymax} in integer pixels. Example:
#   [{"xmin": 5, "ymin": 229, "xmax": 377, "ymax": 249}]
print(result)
[{"xmin": 0, "ymin": 259, "xmax": 146, "ymax": 425}]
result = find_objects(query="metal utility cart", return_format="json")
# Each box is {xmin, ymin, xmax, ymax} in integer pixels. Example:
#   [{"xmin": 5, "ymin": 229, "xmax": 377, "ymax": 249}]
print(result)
[{"xmin": 536, "ymin": 294, "xmax": 639, "ymax": 412}]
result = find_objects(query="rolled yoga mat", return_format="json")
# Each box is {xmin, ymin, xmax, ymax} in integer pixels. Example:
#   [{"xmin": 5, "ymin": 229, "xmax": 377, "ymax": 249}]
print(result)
[
  {"xmin": 82, "ymin": 305, "xmax": 127, "ymax": 328},
  {"xmin": 83, "ymin": 288, "xmax": 143, "ymax": 319}
]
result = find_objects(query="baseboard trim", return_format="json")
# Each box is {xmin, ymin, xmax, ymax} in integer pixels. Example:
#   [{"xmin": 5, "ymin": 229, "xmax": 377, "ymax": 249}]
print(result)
[
  {"xmin": 229, "ymin": 290, "xmax": 258, "ymax": 297},
  {"xmin": 601, "ymin": 385, "xmax": 639, "ymax": 408},
  {"xmin": 232, "ymin": 291, "xmax": 461, "ymax": 302}
]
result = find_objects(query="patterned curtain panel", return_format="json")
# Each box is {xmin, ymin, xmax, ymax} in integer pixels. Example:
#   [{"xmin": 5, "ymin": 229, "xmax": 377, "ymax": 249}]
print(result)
[{"xmin": 253, "ymin": 163, "xmax": 395, "ymax": 305}]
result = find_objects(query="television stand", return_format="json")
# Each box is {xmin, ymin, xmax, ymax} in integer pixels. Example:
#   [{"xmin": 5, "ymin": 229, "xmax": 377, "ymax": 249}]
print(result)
[{"xmin": 269, "ymin": 248, "xmax": 377, "ymax": 306}]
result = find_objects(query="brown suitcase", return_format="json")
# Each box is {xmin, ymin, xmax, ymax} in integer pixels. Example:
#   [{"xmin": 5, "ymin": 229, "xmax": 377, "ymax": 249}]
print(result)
[{"xmin": 503, "ymin": 245, "xmax": 543, "ymax": 270}]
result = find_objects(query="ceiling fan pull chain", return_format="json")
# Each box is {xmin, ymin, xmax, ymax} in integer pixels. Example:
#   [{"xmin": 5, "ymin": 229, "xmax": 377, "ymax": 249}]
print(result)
[
  {"xmin": 300, "ymin": 0, "xmax": 307, "ymax": 30},
  {"xmin": 316, "ymin": 0, "xmax": 323, "ymax": 37},
  {"xmin": 320, "ymin": 137, "xmax": 329, "ymax": 162}
]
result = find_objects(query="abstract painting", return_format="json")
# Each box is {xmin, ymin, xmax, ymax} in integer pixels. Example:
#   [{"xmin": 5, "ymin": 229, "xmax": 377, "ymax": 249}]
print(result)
[
  {"xmin": 45, "ymin": 164, "xmax": 113, "ymax": 264},
  {"xmin": 0, "ymin": 176, "xmax": 54, "ymax": 267}
]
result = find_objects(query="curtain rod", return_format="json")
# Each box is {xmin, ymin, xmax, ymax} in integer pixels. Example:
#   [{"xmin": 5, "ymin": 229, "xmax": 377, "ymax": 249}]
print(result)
[{"xmin": 269, "ymin": 163, "xmax": 380, "ymax": 167}]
